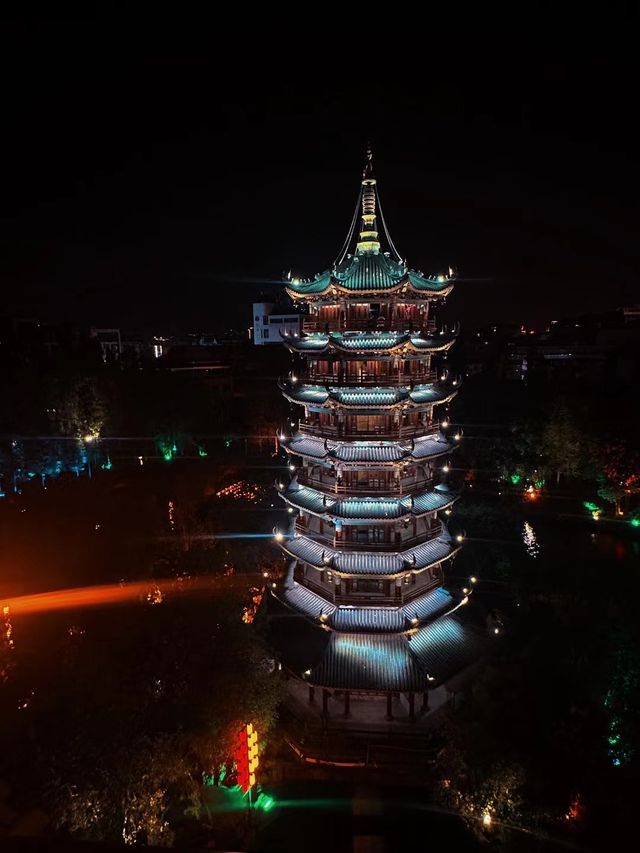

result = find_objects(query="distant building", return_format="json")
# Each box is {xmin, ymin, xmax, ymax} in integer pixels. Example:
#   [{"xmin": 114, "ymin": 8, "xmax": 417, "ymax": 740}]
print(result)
[
  {"xmin": 252, "ymin": 302, "xmax": 301, "ymax": 345},
  {"xmin": 90, "ymin": 328, "xmax": 122, "ymax": 362}
]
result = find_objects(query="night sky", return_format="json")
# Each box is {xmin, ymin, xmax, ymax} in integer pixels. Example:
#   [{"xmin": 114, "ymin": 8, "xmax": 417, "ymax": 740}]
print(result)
[{"xmin": 2, "ymin": 23, "xmax": 638, "ymax": 335}]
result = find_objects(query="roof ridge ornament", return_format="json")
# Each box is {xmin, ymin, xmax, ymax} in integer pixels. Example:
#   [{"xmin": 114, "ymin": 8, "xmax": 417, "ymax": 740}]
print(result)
[{"xmin": 356, "ymin": 143, "xmax": 381, "ymax": 255}]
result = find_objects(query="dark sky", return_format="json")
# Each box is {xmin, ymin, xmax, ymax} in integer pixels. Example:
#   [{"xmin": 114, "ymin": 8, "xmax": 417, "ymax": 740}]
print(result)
[{"xmin": 1, "ymin": 22, "xmax": 638, "ymax": 334}]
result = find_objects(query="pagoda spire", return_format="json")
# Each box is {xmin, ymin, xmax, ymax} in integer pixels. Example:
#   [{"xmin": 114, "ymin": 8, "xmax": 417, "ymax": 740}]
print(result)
[{"xmin": 356, "ymin": 143, "xmax": 381, "ymax": 254}]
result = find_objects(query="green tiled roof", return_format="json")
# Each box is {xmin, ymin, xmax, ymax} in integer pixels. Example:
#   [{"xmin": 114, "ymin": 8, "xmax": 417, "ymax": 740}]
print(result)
[
  {"xmin": 283, "ymin": 331, "xmax": 456, "ymax": 355},
  {"xmin": 407, "ymin": 271, "xmax": 453, "ymax": 292},
  {"xmin": 333, "ymin": 252, "xmax": 406, "ymax": 291},
  {"xmin": 286, "ymin": 259, "xmax": 454, "ymax": 298}
]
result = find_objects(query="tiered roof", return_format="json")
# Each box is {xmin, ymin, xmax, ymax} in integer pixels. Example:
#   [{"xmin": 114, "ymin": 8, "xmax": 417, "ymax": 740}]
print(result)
[
  {"xmin": 279, "ymin": 380, "xmax": 458, "ymax": 411},
  {"xmin": 281, "ymin": 526, "xmax": 459, "ymax": 577},
  {"xmin": 286, "ymin": 254, "xmax": 454, "ymax": 300},
  {"xmin": 282, "ymin": 330, "xmax": 457, "ymax": 355},
  {"xmin": 279, "ymin": 481, "xmax": 457, "ymax": 522},
  {"xmin": 280, "ymin": 432, "xmax": 453, "ymax": 465}
]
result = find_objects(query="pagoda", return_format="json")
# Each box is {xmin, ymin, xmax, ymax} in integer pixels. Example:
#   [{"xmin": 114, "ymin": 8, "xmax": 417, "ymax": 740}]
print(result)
[{"xmin": 269, "ymin": 150, "xmax": 480, "ymax": 720}]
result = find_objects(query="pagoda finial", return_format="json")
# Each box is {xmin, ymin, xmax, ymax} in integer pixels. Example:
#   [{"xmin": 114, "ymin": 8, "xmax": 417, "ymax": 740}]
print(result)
[
  {"xmin": 363, "ymin": 142, "xmax": 374, "ymax": 179},
  {"xmin": 357, "ymin": 143, "xmax": 380, "ymax": 254}
]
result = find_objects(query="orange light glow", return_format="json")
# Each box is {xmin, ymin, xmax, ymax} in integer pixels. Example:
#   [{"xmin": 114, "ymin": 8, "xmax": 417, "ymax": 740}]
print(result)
[{"xmin": 0, "ymin": 576, "xmax": 232, "ymax": 617}]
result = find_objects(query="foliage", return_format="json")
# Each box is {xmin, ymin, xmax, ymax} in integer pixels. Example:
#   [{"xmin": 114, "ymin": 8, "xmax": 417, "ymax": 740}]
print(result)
[
  {"xmin": 595, "ymin": 439, "xmax": 640, "ymax": 513},
  {"xmin": 541, "ymin": 404, "xmax": 583, "ymax": 484},
  {"xmin": 50, "ymin": 376, "xmax": 109, "ymax": 439},
  {"xmin": 4, "ymin": 588, "xmax": 282, "ymax": 845}
]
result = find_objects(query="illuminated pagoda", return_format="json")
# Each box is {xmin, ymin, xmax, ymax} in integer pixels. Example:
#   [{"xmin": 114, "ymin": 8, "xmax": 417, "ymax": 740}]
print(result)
[{"xmin": 269, "ymin": 150, "xmax": 480, "ymax": 721}]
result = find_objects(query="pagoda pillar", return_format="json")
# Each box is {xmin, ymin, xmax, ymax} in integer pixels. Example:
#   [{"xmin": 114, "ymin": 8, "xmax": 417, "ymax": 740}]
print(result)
[
  {"xmin": 322, "ymin": 688, "xmax": 330, "ymax": 718},
  {"xmin": 308, "ymin": 685, "xmax": 315, "ymax": 704},
  {"xmin": 385, "ymin": 693, "xmax": 393, "ymax": 721},
  {"xmin": 408, "ymin": 692, "xmax": 415, "ymax": 722},
  {"xmin": 421, "ymin": 690, "xmax": 430, "ymax": 713},
  {"xmin": 343, "ymin": 691, "xmax": 351, "ymax": 718}
]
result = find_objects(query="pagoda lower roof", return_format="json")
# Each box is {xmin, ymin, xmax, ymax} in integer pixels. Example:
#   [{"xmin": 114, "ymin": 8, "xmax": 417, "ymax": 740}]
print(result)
[
  {"xmin": 280, "ymin": 432, "xmax": 452, "ymax": 465},
  {"xmin": 309, "ymin": 632, "xmax": 426, "ymax": 691},
  {"xmin": 279, "ymin": 380, "xmax": 457, "ymax": 411},
  {"xmin": 408, "ymin": 615, "xmax": 481, "ymax": 677},
  {"xmin": 282, "ymin": 330, "xmax": 456, "ymax": 355},
  {"xmin": 266, "ymin": 589, "xmax": 481, "ymax": 691},
  {"xmin": 285, "ymin": 252, "xmax": 454, "ymax": 299},
  {"xmin": 280, "ymin": 482, "xmax": 457, "ymax": 522},
  {"xmin": 279, "ymin": 580, "xmax": 454, "ymax": 634},
  {"xmin": 280, "ymin": 527, "xmax": 459, "ymax": 577}
]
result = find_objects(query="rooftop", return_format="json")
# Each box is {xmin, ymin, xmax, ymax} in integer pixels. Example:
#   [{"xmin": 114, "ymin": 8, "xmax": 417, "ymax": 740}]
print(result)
[
  {"xmin": 281, "ymin": 527, "xmax": 459, "ymax": 576},
  {"xmin": 279, "ymin": 432, "xmax": 453, "ymax": 465},
  {"xmin": 280, "ymin": 482, "xmax": 457, "ymax": 522}
]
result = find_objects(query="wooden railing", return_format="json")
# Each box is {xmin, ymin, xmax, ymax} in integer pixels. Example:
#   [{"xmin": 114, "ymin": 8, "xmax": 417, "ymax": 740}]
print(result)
[
  {"xmin": 298, "ymin": 422, "xmax": 437, "ymax": 441},
  {"xmin": 298, "ymin": 474, "xmax": 435, "ymax": 496},
  {"xmin": 301, "ymin": 319, "xmax": 438, "ymax": 334},
  {"xmin": 294, "ymin": 524, "xmax": 443, "ymax": 551},
  {"xmin": 306, "ymin": 371, "xmax": 438, "ymax": 386}
]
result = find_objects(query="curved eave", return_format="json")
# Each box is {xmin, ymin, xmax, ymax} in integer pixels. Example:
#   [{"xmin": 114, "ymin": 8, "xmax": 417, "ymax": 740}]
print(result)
[
  {"xmin": 286, "ymin": 274, "xmax": 455, "ymax": 302},
  {"xmin": 275, "ymin": 581, "xmax": 457, "ymax": 634},
  {"xmin": 278, "ymin": 381, "xmax": 459, "ymax": 411},
  {"xmin": 279, "ymin": 433, "xmax": 453, "ymax": 465},
  {"xmin": 278, "ymin": 484, "xmax": 458, "ymax": 523},
  {"xmin": 282, "ymin": 331, "xmax": 457, "ymax": 356},
  {"xmin": 279, "ymin": 531, "xmax": 461, "ymax": 579}
]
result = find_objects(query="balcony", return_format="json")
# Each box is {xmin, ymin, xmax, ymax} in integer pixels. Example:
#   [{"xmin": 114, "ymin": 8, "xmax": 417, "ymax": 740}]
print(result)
[
  {"xmin": 294, "ymin": 522, "xmax": 443, "ymax": 551},
  {"xmin": 298, "ymin": 421, "xmax": 436, "ymax": 441},
  {"xmin": 298, "ymin": 473, "xmax": 435, "ymax": 496},
  {"xmin": 302, "ymin": 318, "xmax": 438, "ymax": 334},
  {"xmin": 306, "ymin": 371, "xmax": 438, "ymax": 386}
]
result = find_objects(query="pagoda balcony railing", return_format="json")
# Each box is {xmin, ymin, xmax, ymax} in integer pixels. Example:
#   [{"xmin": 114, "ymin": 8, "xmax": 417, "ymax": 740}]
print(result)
[
  {"xmin": 298, "ymin": 421, "xmax": 436, "ymax": 441},
  {"xmin": 294, "ymin": 522, "xmax": 442, "ymax": 551},
  {"xmin": 294, "ymin": 573, "xmax": 336, "ymax": 603},
  {"xmin": 306, "ymin": 371, "xmax": 438, "ymax": 386},
  {"xmin": 401, "ymin": 578, "xmax": 442, "ymax": 604},
  {"xmin": 302, "ymin": 319, "xmax": 438, "ymax": 334},
  {"xmin": 298, "ymin": 473, "xmax": 435, "ymax": 496},
  {"xmin": 293, "ymin": 573, "xmax": 443, "ymax": 607}
]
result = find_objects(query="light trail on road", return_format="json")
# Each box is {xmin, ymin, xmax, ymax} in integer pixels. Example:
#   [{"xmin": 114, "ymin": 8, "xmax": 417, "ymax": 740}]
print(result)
[{"xmin": 0, "ymin": 574, "xmax": 251, "ymax": 617}]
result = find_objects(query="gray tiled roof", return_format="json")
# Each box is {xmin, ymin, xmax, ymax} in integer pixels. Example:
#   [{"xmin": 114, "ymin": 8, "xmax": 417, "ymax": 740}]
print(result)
[
  {"xmin": 408, "ymin": 616, "xmax": 480, "ymax": 680},
  {"xmin": 310, "ymin": 633, "xmax": 425, "ymax": 691},
  {"xmin": 280, "ymin": 483, "xmax": 457, "ymax": 521},
  {"xmin": 280, "ymin": 582, "xmax": 335, "ymax": 620},
  {"xmin": 402, "ymin": 587, "xmax": 453, "ymax": 622},
  {"xmin": 281, "ymin": 433, "xmax": 452, "ymax": 464},
  {"xmin": 282, "ymin": 528, "xmax": 458, "ymax": 576},
  {"xmin": 330, "ymin": 606, "xmax": 405, "ymax": 633}
]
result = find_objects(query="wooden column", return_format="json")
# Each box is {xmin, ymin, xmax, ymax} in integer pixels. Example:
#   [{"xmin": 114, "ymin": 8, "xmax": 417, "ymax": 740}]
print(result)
[
  {"xmin": 408, "ymin": 692, "xmax": 415, "ymax": 722},
  {"xmin": 386, "ymin": 693, "xmax": 393, "ymax": 721},
  {"xmin": 343, "ymin": 691, "xmax": 350, "ymax": 718},
  {"xmin": 308, "ymin": 685, "xmax": 315, "ymax": 704},
  {"xmin": 421, "ymin": 690, "xmax": 430, "ymax": 713},
  {"xmin": 322, "ymin": 688, "xmax": 330, "ymax": 717}
]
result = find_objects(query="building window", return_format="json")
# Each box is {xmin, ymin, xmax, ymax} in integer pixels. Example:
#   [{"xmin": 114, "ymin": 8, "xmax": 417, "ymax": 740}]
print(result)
[
  {"xmin": 263, "ymin": 329, "xmax": 269, "ymax": 339},
  {"xmin": 354, "ymin": 579, "xmax": 382, "ymax": 594},
  {"xmin": 263, "ymin": 316, "xmax": 268, "ymax": 325},
  {"xmin": 255, "ymin": 316, "xmax": 260, "ymax": 322}
]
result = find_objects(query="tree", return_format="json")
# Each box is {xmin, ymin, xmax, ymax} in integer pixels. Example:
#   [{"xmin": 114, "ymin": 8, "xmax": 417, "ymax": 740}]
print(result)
[
  {"xmin": 51, "ymin": 376, "xmax": 108, "ymax": 439},
  {"xmin": 596, "ymin": 439, "xmax": 640, "ymax": 516},
  {"xmin": 542, "ymin": 404, "xmax": 583, "ymax": 485}
]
